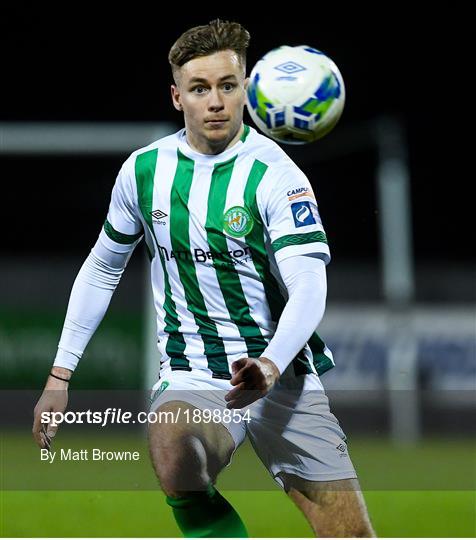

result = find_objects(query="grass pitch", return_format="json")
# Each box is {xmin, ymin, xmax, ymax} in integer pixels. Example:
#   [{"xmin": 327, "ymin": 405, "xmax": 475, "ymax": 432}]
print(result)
[{"xmin": 1, "ymin": 432, "xmax": 475, "ymax": 537}]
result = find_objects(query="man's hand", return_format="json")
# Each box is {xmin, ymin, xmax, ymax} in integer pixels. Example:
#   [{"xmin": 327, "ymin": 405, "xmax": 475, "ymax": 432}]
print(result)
[
  {"xmin": 32, "ymin": 367, "xmax": 72, "ymax": 449},
  {"xmin": 225, "ymin": 357, "xmax": 280, "ymax": 409}
]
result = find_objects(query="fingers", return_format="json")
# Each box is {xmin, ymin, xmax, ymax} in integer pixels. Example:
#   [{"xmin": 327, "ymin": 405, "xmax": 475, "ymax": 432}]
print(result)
[
  {"xmin": 225, "ymin": 377, "xmax": 264, "ymax": 409},
  {"xmin": 230, "ymin": 358, "xmax": 248, "ymax": 383},
  {"xmin": 33, "ymin": 420, "xmax": 55, "ymax": 451},
  {"xmin": 230, "ymin": 358, "xmax": 259, "ymax": 386},
  {"xmin": 32, "ymin": 429, "xmax": 46, "ymax": 449},
  {"xmin": 46, "ymin": 424, "xmax": 58, "ymax": 439},
  {"xmin": 32, "ymin": 412, "xmax": 50, "ymax": 450},
  {"xmin": 227, "ymin": 358, "xmax": 268, "ymax": 408},
  {"xmin": 225, "ymin": 388, "xmax": 262, "ymax": 409},
  {"xmin": 232, "ymin": 358, "xmax": 247, "ymax": 373},
  {"xmin": 32, "ymin": 410, "xmax": 44, "ymax": 447},
  {"xmin": 225, "ymin": 381, "xmax": 246, "ymax": 402},
  {"xmin": 32, "ymin": 387, "xmax": 68, "ymax": 450},
  {"xmin": 41, "ymin": 426, "xmax": 52, "ymax": 450}
]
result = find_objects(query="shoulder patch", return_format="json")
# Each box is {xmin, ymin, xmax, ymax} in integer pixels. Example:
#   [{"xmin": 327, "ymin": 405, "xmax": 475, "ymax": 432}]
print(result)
[{"xmin": 291, "ymin": 201, "xmax": 321, "ymax": 227}]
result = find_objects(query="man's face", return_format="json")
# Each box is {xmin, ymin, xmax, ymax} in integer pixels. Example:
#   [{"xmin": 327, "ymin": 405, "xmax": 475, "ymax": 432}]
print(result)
[{"xmin": 171, "ymin": 50, "xmax": 248, "ymax": 154}]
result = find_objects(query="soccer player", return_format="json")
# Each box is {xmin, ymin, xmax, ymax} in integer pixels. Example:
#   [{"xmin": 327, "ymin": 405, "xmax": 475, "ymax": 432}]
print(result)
[{"xmin": 33, "ymin": 19, "xmax": 376, "ymax": 538}]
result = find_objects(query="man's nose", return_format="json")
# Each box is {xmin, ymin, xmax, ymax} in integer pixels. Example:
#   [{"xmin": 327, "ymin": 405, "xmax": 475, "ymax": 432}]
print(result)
[{"xmin": 208, "ymin": 88, "xmax": 224, "ymax": 111}]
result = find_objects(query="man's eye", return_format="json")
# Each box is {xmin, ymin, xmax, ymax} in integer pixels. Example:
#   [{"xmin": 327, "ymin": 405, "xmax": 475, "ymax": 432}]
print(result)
[
  {"xmin": 223, "ymin": 83, "xmax": 235, "ymax": 91},
  {"xmin": 193, "ymin": 86, "xmax": 207, "ymax": 94}
]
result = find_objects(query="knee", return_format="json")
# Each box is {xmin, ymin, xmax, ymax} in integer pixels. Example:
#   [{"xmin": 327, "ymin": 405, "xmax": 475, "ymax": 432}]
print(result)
[{"xmin": 149, "ymin": 431, "xmax": 210, "ymax": 496}]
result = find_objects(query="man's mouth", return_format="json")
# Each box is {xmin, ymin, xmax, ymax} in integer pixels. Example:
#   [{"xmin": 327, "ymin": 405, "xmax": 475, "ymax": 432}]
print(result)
[{"xmin": 205, "ymin": 118, "xmax": 229, "ymax": 125}]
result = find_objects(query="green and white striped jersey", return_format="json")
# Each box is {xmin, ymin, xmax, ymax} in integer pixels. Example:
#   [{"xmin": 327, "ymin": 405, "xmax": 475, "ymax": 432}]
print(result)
[{"xmin": 105, "ymin": 125, "xmax": 334, "ymax": 379}]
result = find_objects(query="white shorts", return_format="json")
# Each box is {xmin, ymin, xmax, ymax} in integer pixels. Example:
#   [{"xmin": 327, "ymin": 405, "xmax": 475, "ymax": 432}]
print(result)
[{"xmin": 149, "ymin": 370, "xmax": 357, "ymax": 488}]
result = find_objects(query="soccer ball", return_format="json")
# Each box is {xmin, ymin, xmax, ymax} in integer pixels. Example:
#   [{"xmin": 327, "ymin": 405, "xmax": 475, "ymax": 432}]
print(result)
[{"xmin": 246, "ymin": 45, "xmax": 345, "ymax": 144}]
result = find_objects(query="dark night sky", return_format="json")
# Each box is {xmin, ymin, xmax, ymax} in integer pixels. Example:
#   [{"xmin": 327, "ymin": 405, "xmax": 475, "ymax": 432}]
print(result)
[{"xmin": 2, "ymin": 8, "xmax": 471, "ymax": 263}]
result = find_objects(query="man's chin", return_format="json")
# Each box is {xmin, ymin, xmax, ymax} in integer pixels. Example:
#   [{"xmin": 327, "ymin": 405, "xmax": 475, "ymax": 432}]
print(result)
[
  {"xmin": 205, "ymin": 124, "xmax": 228, "ymax": 135},
  {"xmin": 204, "ymin": 127, "xmax": 230, "ymax": 144}
]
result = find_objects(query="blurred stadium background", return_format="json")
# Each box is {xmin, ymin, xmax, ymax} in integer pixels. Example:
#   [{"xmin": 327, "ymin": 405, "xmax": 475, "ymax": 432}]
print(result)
[{"xmin": 1, "ymin": 8, "xmax": 474, "ymax": 538}]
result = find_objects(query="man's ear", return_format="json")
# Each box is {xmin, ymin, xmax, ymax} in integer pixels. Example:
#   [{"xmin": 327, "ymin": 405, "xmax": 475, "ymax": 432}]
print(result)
[{"xmin": 171, "ymin": 85, "xmax": 182, "ymax": 111}]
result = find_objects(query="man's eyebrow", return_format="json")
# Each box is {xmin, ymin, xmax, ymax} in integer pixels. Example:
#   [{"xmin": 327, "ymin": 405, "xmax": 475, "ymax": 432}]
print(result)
[{"xmin": 188, "ymin": 74, "xmax": 238, "ymax": 84}]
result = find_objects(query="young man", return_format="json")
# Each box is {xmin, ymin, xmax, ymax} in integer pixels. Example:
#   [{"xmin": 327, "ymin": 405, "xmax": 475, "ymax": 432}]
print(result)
[{"xmin": 33, "ymin": 19, "xmax": 375, "ymax": 538}]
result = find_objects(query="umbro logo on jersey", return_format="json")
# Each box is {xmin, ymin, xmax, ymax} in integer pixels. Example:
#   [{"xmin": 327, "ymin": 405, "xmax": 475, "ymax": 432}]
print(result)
[
  {"xmin": 150, "ymin": 209, "xmax": 168, "ymax": 224},
  {"xmin": 336, "ymin": 443, "xmax": 348, "ymax": 457}
]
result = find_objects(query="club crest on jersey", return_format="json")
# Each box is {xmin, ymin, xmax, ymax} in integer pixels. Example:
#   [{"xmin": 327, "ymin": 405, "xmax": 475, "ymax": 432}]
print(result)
[{"xmin": 223, "ymin": 206, "xmax": 254, "ymax": 237}]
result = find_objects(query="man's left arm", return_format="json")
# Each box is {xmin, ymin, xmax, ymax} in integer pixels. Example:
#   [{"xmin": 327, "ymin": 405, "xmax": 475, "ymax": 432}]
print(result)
[
  {"xmin": 225, "ymin": 254, "xmax": 327, "ymax": 409},
  {"xmin": 225, "ymin": 165, "xmax": 330, "ymax": 409}
]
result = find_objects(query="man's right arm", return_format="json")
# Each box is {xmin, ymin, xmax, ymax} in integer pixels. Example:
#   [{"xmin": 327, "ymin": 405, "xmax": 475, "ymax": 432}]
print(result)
[
  {"xmin": 53, "ymin": 229, "xmax": 140, "ymax": 370},
  {"xmin": 33, "ymin": 157, "xmax": 143, "ymax": 448},
  {"xmin": 32, "ymin": 229, "xmax": 141, "ymax": 448}
]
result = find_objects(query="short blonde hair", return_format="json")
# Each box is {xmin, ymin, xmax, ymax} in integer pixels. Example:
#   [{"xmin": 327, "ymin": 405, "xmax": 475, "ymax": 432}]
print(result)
[{"xmin": 169, "ymin": 19, "xmax": 250, "ymax": 81}]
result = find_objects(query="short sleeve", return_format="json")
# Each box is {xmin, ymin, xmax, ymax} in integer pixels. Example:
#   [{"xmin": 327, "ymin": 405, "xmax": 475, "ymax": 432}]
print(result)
[
  {"xmin": 258, "ymin": 166, "xmax": 330, "ymax": 265},
  {"xmin": 103, "ymin": 157, "xmax": 143, "ymax": 245}
]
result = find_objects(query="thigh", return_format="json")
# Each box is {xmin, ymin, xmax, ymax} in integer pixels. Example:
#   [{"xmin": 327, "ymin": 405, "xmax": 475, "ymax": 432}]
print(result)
[
  {"xmin": 148, "ymin": 399, "xmax": 236, "ymax": 483},
  {"xmin": 282, "ymin": 476, "xmax": 375, "ymax": 537},
  {"xmin": 149, "ymin": 372, "xmax": 247, "ymax": 454}
]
